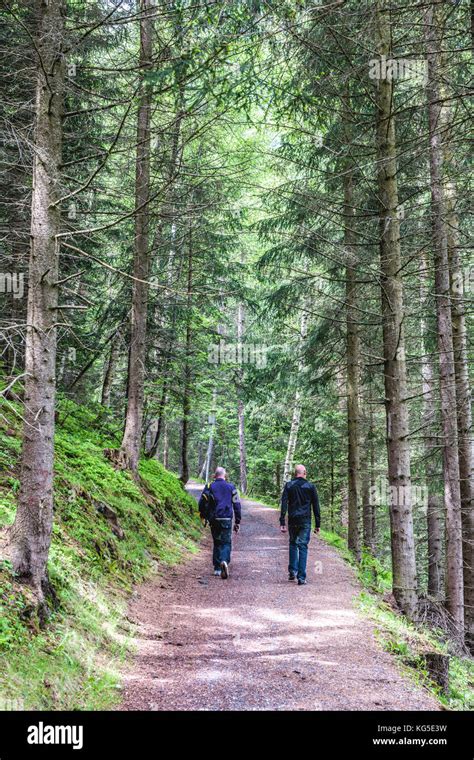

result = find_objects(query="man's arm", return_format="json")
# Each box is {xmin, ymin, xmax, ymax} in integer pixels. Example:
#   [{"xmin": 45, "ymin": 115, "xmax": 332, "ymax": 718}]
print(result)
[
  {"xmin": 311, "ymin": 485, "xmax": 321, "ymax": 530},
  {"xmin": 280, "ymin": 483, "xmax": 289, "ymax": 527},
  {"xmin": 231, "ymin": 486, "xmax": 241, "ymax": 525}
]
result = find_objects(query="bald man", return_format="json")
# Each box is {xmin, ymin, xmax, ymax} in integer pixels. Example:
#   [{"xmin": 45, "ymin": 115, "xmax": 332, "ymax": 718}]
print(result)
[
  {"xmin": 279, "ymin": 464, "xmax": 320, "ymax": 585},
  {"xmin": 198, "ymin": 467, "xmax": 241, "ymax": 579}
]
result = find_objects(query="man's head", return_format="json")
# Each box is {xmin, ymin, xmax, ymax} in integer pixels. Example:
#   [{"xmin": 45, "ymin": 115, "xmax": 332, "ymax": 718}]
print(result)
[
  {"xmin": 214, "ymin": 466, "xmax": 226, "ymax": 480},
  {"xmin": 294, "ymin": 464, "xmax": 306, "ymax": 479}
]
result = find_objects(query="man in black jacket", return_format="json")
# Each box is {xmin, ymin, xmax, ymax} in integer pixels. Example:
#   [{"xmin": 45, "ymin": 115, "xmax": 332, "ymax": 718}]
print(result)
[{"xmin": 280, "ymin": 464, "xmax": 320, "ymax": 585}]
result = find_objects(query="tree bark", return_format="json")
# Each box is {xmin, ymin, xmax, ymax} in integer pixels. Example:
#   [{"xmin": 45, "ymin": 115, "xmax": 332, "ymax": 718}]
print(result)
[
  {"xmin": 424, "ymin": 653, "xmax": 450, "ymax": 696},
  {"xmin": 329, "ymin": 441, "xmax": 335, "ymax": 531},
  {"xmin": 162, "ymin": 420, "xmax": 169, "ymax": 469},
  {"xmin": 146, "ymin": 378, "xmax": 168, "ymax": 458},
  {"xmin": 343, "ymin": 141, "xmax": 361, "ymax": 560},
  {"xmin": 441, "ymin": 100, "xmax": 474, "ymax": 648},
  {"xmin": 237, "ymin": 301, "xmax": 248, "ymax": 493},
  {"xmin": 238, "ymin": 397, "xmax": 248, "ymax": 493},
  {"xmin": 283, "ymin": 309, "xmax": 308, "ymax": 483},
  {"xmin": 199, "ymin": 388, "xmax": 217, "ymax": 482},
  {"xmin": 119, "ymin": 0, "xmax": 153, "ymax": 472},
  {"xmin": 424, "ymin": 2, "xmax": 464, "ymax": 631},
  {"xmin": 362, "ymin": 401, "xmax": 376, "ymax": 556},
  {"xmin": 374, "ymin": 0, "xmax": 418, "ymax": 619},
  {"xmin": 419, "ymin": 252, "xmax": 444, "ymax": 598},
  {"xmin": 180, "ymin": 231, "xmax": 193, "ymax": 485},
  {"xmin": 101, "ymin": 331, "xmax": 121, "ymax": 407},
  {"xmin": 448, "ymin": 191, "xmax": 474, "ymax": 648},
  {"xmin": 275, "ymin": 462, "xmax": 281, "ymax": 499},
  {"xmin": 284, "ymin": 390, "xmax": 302, "ymax": 484},
  {"xmin": 10, "ymin": 0, "xmax": 66, "ymax": 605}
]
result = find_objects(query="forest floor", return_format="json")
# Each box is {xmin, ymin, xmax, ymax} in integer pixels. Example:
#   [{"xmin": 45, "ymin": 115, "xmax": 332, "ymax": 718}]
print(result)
[{"xmin": 120, "ymin": 482, "xmax": 440, "ymax": 711}]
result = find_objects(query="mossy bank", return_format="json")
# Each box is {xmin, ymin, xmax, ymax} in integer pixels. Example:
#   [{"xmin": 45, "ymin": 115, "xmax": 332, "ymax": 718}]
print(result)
[{"xmin": 0, "ymin": 397, "xmax": 201, "ymax": 710}]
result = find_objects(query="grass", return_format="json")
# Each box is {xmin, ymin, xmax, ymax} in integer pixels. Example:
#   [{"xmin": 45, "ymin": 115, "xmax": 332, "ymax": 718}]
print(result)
[
  {"xmin": 0, "ymin": 396, "xmax": 201, "ymax": 710},
  {"xmin": 358, "ymin": 593, "xmax": 474, "ymax": 711},
  {"xmin": 321, "ymin": 528, "xmax": 393, "ymax": 594}
]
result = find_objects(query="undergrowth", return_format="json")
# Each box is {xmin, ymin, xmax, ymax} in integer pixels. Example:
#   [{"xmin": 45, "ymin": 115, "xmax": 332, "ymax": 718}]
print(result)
[
  {"xmin": 321, "ymin": 529, "xmax": 474, "ymax": 710},
  {"xmin": 0, "ymin": 397, "xmax": 201, "ymax": 710}
]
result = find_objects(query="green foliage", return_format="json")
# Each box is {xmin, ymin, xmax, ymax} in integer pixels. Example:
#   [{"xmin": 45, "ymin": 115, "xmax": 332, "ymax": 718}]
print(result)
[
  {"xmin": 357, "ymin": 550, "xmax": 392, "ymax": 594},
  {"xmin": 0, "ymin": 398, "xmax": 201, "ymax": 710},
  {"xmin": 0, "ymin": 559, "xmax": 123, "ymax": 710},
  {"xmin": 321, "ymin": 531, "xmax": 392, "ymax": 594},
  {"xmin": 0, "ymin": 563, "xmax": 29, "ymax": 651}
]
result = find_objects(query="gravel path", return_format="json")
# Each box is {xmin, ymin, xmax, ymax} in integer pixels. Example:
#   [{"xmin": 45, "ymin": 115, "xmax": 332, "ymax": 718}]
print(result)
[{"xmin": 120, "ymin": 482, "xmax": 439, "ymax": 711}]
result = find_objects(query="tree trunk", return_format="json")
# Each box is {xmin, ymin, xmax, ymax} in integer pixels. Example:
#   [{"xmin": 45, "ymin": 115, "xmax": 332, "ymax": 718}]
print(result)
[
  {"xmin": 283, "ymin": 309, "xmax": 308, "ymax": 483},
  {"xmin": 238, "ymin": 397, "xmax": 248, "ymax": 493},
  {"xmin": 419, "ymin": 252, "xmax": 444, "ymax": 598},
  {"xmin": 442, "ymin": 104, "xmax": 474, "ymax": 648},
  {"xmin": 119, "ymin": 0, "xmax": 153, "ymax": 472},
  {"xmin": 180, "ymin": 232, "xmax": 193, "ymax": 485},
  {"xmin": 362, "ymin": 402, "xmax": 376, "ymax": 556},
  {"xmin": 424, "ymin": 2, "xmax": 464, "ymax": 631},
  {"xmin": 10, "ymin": 0, "xmax": 66, "ymax": 605},
  {"xmin": 448, "ymin": 192, "xmax": 474, "ymax": 648},
  {"xmin": 199, "ymin": 389, "xmax": 217, "ymax": 482},
  {"xmin": 162, "ymin": 420, "xmax": 169, "ymax": 469},
  {"xmin": 424, "ymin": 653, "xmax": 450, "ymax": 696},
  {"xmin": 101, "ymin": 331, "xmax": 121, "ymax": 407},
  {"xmin": 146, "ymin": 378, "xmax": 168, "ymax": 458},
  {"xmin": 343, "ymin": 135, "xmax": 361, "ymax": 560},
  {"xmin": 237, "ymin": 301, "xmax": 248, "ymax": 493},
  {"xmin": 330, "ymin": 440, "xmax": 335, "ymax": 532},
  {"xmin": 375, "ymin": 0, "xmax": 418, "ymax": 619},
  {"xmin": 284, "ymin": 391, "xmax": 302, "ymax": 484},
  {"xmin": 362, "ymin": 468, "xmax": 376, "ymax": 558}
]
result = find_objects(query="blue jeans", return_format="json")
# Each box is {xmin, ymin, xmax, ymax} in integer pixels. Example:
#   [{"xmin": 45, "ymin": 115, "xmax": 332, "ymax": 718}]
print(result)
[
  {"xmin": 210, "ymin": 518, "xmax": 232, "ymax": 570},
  {"xmin": 288, "ymin": 523, "xmax": 311, "ymax": 581}
]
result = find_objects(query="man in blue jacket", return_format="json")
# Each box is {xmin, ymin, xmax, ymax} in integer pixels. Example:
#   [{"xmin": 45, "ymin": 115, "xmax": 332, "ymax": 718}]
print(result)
[
  {"xmin": 199, "ymin": 467, "xmax": 241, "ymax": 579},
  {"xmin": 280, "ymin": 464, "xmax": 320, "ymax": 585}
]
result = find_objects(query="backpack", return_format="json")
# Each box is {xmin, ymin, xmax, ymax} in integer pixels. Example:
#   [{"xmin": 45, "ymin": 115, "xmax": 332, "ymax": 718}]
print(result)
[{"xmin": 200, "ymin": 482, "xmax": 217, "ymax": 523}]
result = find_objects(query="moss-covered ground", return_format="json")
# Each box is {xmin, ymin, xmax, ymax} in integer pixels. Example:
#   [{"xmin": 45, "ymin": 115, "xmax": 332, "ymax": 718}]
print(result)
[{"xmin": 0, "ymin": 397, "xmax": 201, "ymax": 710}]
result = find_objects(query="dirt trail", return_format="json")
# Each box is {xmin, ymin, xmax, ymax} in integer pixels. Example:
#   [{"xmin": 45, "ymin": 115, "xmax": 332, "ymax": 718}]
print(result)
[{"xmin": 120, "ymin": 483, "xmax": 439, "ymax": 711}]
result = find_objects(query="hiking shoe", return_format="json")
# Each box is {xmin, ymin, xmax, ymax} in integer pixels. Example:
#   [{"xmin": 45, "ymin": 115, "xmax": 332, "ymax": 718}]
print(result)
[
  {"xmin": 214, "ymin": 569, "xmax": 221, "ymax": 576},
  {"xmin": 220, "ymin": 561, "xmax": 229, "ymax": 579},
  {"xmin": 288, "ymin": 573, "xmax": 296, "ymax": 581},
  {"xmin": 297, "ymin": 579, "xmax": 307, "ymax": 586}
]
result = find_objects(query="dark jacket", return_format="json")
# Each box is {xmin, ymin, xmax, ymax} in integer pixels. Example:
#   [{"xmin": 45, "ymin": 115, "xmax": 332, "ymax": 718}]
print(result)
[
  {"xmin": 280, "ymin": 477, "xmax": 320, "ymax": 528},
  {"xmin": 199, "ymin": 478, "xmax": 242, "ymax": 524}
]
